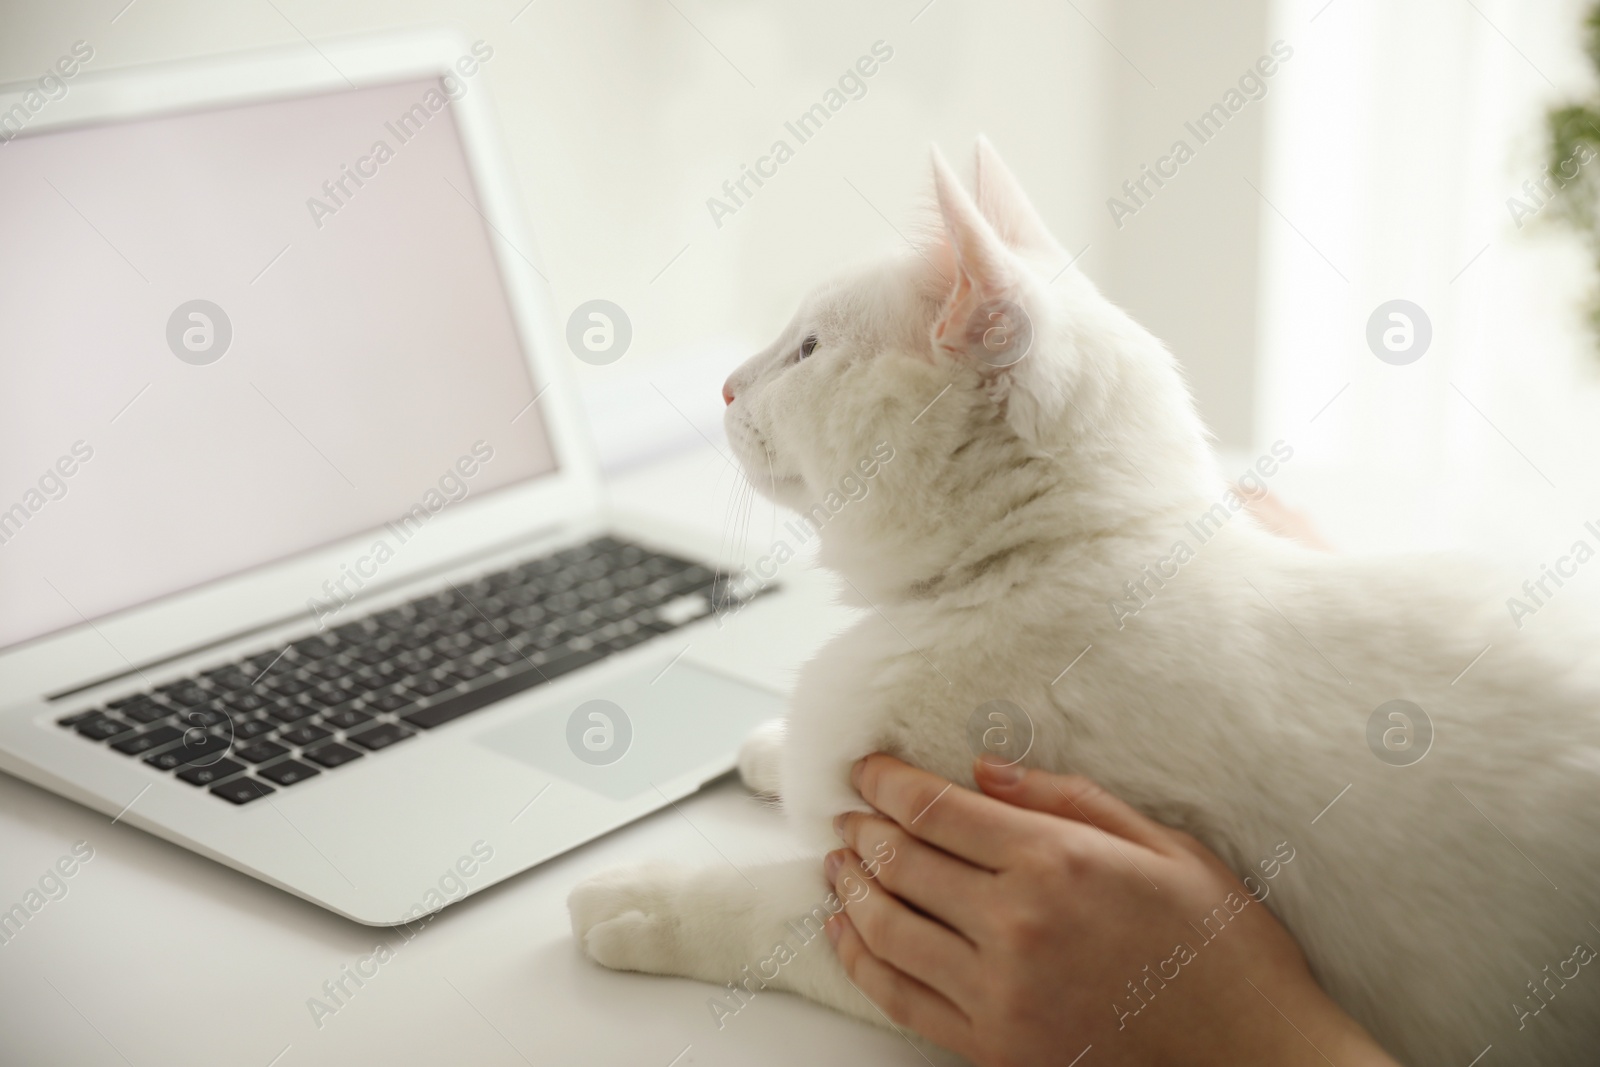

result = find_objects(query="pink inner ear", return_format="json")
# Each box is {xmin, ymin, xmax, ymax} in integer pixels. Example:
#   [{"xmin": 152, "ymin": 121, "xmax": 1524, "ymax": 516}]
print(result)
[
  {"xmin": 932, "ymin": 271, "xmax": 978, "ymax": 350},
  {"xmin": 923, "ymin": 146, "xmax": 1023, "ymax": 364}
]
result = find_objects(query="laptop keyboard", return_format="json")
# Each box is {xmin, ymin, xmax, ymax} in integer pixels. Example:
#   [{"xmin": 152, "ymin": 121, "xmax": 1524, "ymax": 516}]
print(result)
[{"xmin": 56, "ymin": 536, "xmax": 751, "ymax": 805}]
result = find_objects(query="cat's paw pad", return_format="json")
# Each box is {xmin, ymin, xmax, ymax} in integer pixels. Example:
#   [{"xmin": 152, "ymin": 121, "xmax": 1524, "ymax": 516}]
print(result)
[
  {"xmin": 568, "ymin": 864, "xmax": 684, "ymax": 974},
  {"xmin": 737, "ymin": 718, "xmax": 786, "ymax": 799}
]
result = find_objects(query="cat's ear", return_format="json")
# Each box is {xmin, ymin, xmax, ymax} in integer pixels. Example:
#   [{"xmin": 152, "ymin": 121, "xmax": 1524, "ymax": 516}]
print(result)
[
  {"xmin": 974, "ymin": 136, "xmax": 1061, "ymax": 255},
  {"xmin": 927, "ymin": 146, "xmax": 1030, "ymax": 368}
]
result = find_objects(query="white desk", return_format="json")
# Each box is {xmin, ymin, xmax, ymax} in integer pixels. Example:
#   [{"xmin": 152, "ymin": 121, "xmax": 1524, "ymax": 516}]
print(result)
[{"xmin": 0, "ymin": 445, "xmax": 961, "ymax": 1067}]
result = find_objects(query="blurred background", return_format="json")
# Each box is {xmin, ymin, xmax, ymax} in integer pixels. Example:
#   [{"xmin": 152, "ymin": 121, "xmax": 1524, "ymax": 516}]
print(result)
[{"xmin": 4, "ymin": 0, "xmax": 1598, "ymax": 567}]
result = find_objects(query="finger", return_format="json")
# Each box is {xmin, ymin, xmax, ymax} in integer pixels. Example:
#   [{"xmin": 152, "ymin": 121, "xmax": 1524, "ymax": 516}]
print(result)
[
  {"xmin": 835, "ymin": 812, "xmax": 990, "ymax": 934},
  {"xmin": 974, "ymin": 759, "xmax": 1174, "ymax": 854},
  {"xmin": 853, "ymin": 753, "xmax": 1043, "ymax": 869},
  {"xmin": 826, "ymin": 910, "xmax": 972, "ymax": 1055},
  {"xmin": 827, "ymin": 848, "xmax": 979, "ymax": 1005}
]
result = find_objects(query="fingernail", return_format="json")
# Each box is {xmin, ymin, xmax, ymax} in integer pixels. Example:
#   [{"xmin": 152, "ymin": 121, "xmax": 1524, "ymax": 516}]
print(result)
[
  {"xmin": 979, "ymin": 756, "xmax": 1025, "ymax": 785},
  {"xmin": 851, "ymin": 757, "xmax": 866, "ymax": 790},
  {"xmin": 825, "ymin": 915, "xmax": 843, "ymax": 945},
  {"xmin": 833, "ymin": 812, "xmax": 847, "ymax": 838},
  {"xmin": 824, "ymin": 850, "xmax": 843, "ymax": 882}
]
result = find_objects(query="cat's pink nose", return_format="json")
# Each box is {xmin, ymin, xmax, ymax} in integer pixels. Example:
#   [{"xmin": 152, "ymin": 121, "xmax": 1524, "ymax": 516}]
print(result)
[{"xmin": 721, "ymin": 379, "xmax": 735, "ymax": 406}]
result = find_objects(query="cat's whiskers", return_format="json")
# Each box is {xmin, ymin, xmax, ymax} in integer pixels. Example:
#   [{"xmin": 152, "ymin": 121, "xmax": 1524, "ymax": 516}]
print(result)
[
  {"xmin": 715, "ymin": 462, "xmax": 759, "ymax": 610},
  {"xmin": 735, "ymin": 474, "xmax": 757, "ymax": 578},
  {"xmin": 764, "ymin": 444, "xmax": 777, "ymax": 546}
]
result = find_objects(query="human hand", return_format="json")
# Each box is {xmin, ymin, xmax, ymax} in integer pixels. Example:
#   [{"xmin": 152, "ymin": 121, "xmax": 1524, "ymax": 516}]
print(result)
[{"xmin": 825, "ymin": 755, "xmax": 1398, "ymax": 1067}]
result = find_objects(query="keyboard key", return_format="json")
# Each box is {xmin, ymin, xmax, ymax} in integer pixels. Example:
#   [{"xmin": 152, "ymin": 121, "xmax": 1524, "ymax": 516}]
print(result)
[
  {"xmin": 405, "ymin": 675, "xmax": 454, "ymax": 698},
  {"xmin": 345, "ymin": 672, "xmax": 393, "ymax": 694},
  {"xmin": 445, "ymin": 659, "xmax": 494, "ymax": 682},
  {"xmin": 145, "ymin": 732, "xmax": 232, "ymax": 769},
  {"xmin": 364, "ymin": 661, "xmax": 409, "ymax": 685},
  {"xmin": 403, "ymin": 648, "xmax": 600, "ymax": 731},
  {"xmin": 257, "ymin": 759, "xmax": 320, "ymax": 787},
  {"xmin": 304, "ymin": 742, "xmax": 363, "ymax": 769},
  {"xmin": 235, "ymin": 740, "xmax": 289, "ymax": 764},
  {"xmin": 392, "ymin": 630, "xmax": 435, "ymax": 651},
  {"xmin": 211, "ymin": 777, "xmax": 274, "ymax": 804},
  {"xmin": 292, "ymin": 635, "xmax": 340, "ymax": 660},
  {"xmin": 235, "ymin": 717, "xmax": 277, "ymax": 740},
  {"xmin": 119, "ymin": 699, "xmax": 172, "ymax": 724},
  {"xmin": 332, "ymin": 621, "xmax": 379, "ymax": 645},
  {"xmin": 57, "ymin": 709, "xmax": 105, "ymax": 728},
  {"xmin": 434, "ymin": 632, "xmax": 473, "ymax": 654},
  {"xmin": 305, "ymin": 657, "xmax": 352, "ymax": 681},
  {"xmin": 240, "ymin": 651, "xmax": 286, "ymax": 675},
  {"xmin": 110, "ymin": 725, "xmax": 183, "ymax": 755},
  {"xmin": 266, "ymin": 675, "xmax": 312, "ymax": 697},
  {"xmin": 268, "ymin": 702, "xmax": 318, "ymax": 724},
  {"xmin": 298, "ymin": 687, "xmax": 351, "ymax": 710},
  {"xmin": 321, "ymin": 707, "xmax": 373, "ymax": 730},
  {"xmin": 469, "ymin": 619, "xmax": 504, "ymax": 642},
  {"xmin": 533, "ymin": 646, "xmax": 605, "ymax": 679},
  {"xmin": 201, "ymin": 666, "xmax": 254, "ymax": 692},
  {"xmin": 348, "ymin": 722, "xmax": 414, "ymax": 751},
  {"xmin": 411, "ymin": 592, "xmax": 457, "ymax": 617},
  {"xmin": 374, "ymin": 608, "xmax": 413, "ymax": 630},
  {"xmin": 178, "ymin": 705, "xmax": 229, "ymax": 729},
  {"xmin": 221, "ymin": 690, "xmax": 273, "ymax": 715},
  {"xmin": 487, "ymin": 644, "xmax": 528, "ymax": 667},
  {"xmin": 350, "ymin": 644, "xmax": 389, "ymax": 665},
  {"xmin": 177, "ymin": 758, "xmax": 245, "ymax": 786},
  {"xmin": 279, "ymin": 723, "xmax": 331, "ymax": 746},
  {"xmin": 77, "ymin": 716, "xmax": 134, "ymax": 740},
  {"xmin": 157, "ymin": 681, "xmax": 210, "ymax": 708},
  {"xmin": 363, "ymin": 692, "xmax": 413, "ymax": 714}
]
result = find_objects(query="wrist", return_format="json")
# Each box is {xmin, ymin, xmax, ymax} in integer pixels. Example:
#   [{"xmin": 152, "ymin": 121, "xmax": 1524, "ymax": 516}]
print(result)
[
  {"xmin": 1235, "ymin": 982, "xmax": 1398, "ymax": 1067},
  {"xmin": 1159, "ymin": 973, "xmax": 1397, "ymax": 1067}
]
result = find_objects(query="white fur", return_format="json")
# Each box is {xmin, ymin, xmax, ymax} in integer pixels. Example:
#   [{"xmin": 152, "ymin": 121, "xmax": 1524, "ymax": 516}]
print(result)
[{"xmin": 570, "ymin": 140, "xmax": 1600, "ymax": 1065}]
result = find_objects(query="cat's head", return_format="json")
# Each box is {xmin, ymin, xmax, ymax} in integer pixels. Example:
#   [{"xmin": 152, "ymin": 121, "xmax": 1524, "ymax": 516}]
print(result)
[{"xmin": 721, "ymin": 139, "xmax": 1212, "ymax": 596}]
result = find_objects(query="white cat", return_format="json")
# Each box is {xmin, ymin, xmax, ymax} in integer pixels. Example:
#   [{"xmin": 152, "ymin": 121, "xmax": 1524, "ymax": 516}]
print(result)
[{"xmin": 570, "ymin": 139, "xmax": 1600, "ymax": 1066}]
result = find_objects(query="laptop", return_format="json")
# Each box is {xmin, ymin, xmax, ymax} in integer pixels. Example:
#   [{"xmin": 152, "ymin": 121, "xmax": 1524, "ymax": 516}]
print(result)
[{"xmin": 0, "ymin": 30, "xmax": 784, "ymax": 925}]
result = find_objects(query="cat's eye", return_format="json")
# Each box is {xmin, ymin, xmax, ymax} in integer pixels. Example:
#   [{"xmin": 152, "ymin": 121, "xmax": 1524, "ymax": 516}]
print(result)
[{"xmin": 798, "ymin": 334, "xmax": 819, "ymax": 360}]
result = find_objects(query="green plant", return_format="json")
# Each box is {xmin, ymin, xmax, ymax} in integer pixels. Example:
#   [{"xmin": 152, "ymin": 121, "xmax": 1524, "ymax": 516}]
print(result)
[{"xmin": 1546, "ymin": 3, "xmax": 1600, "ymax": 334}]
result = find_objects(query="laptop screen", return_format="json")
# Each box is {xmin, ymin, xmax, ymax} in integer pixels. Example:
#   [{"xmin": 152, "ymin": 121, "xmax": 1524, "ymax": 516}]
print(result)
[{"xmin": 0, "ymin": 78, "xmax": 558, "ymax": 652}]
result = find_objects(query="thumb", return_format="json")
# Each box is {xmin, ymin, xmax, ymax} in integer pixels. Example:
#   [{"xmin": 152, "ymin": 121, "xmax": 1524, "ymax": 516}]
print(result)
[{"xmin": 973, "ymin": 758, "xmax": 1172, "ymax": 852}]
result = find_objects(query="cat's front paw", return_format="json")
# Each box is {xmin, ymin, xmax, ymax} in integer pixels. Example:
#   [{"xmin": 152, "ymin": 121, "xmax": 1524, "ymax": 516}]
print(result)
[
  {"xmin": 568, "ymin": 863, "xmax": 687, "ymax": 975},
  {"xmin": 737, "ymin": 718, "xmax": 786, "ymax": 799}
]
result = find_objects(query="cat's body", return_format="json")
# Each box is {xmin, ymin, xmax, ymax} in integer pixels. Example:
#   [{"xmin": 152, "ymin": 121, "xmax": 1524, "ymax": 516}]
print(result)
[{"xmin": 569, "ymin": 141, "xmax": 1600, "ymax": 1065}]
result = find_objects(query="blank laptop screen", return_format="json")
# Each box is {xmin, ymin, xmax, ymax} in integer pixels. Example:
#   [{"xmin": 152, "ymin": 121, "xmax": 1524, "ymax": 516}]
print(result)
[{"xmin": 0, "ymin": 78, "xmax": 557, "ymax": 652}]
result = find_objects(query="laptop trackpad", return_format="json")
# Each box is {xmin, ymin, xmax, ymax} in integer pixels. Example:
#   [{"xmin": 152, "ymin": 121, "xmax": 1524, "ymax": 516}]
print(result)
[{"xmin": 474, "ymin": 661, "xmax": 784, "ymax": 800}]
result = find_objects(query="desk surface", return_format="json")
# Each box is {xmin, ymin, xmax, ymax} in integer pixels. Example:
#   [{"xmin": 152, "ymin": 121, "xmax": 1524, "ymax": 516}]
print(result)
[{"xmin": 0, "ymin": 446, "xmax": 960, "ymax": 1067}]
